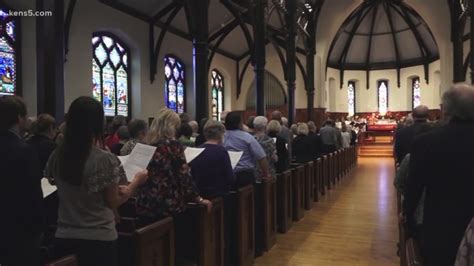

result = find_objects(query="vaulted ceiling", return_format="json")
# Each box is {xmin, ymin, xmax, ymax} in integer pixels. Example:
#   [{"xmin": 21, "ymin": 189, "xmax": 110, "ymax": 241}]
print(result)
[{"xmin": 327, "ymin": 0, "xmax": 440, "ymax": 71}]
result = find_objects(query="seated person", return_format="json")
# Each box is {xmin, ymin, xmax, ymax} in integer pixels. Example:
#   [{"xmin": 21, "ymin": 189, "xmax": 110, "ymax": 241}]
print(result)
[
  {"xmin": 135, "ymin": 108, "xmax": 212, "ymax": 224},
  {"xmin": 26, "ymin": 113, "xmax": 57, "ymax": 171},
  {"xmin": 120, "ymin": 119, "xmax": 148, "ymax": 156},
  {"xmin": 189, "ymin": 120, "xmax": 234, "ymax": 199},
  {"xmin": 110, "ymin": 125, "xmax": 129, "ymax": 155}
]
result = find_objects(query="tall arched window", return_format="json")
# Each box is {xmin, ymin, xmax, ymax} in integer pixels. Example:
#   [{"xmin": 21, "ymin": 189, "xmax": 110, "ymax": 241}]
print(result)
[
  {"xmin": 92, "ymin": 32, "xmax": 130, "ymax": 117},
  {"xmin": 0, "ymin": 8, "xmax": 19, "ymax": 96},
  {"xmin": 164, "ymin": 55, "xmax": 185, "ymax": 113},
  {"xmin": 412, "ymin": 77, "xmax": 421, "ymax": 108},
  {"xmin": 211, "ymin": 69, "xmax": 224, "ymax": 120},
  {"xmin": 377, "ymin": 80, "xmax": 389, "ymax": 115},
  {"xmin": 348, "ymin": 81, "xmax": 356, "ymax": 117}
]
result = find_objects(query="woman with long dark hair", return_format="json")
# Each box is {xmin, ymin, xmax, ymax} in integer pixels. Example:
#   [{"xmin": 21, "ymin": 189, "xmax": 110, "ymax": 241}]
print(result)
[{"xmin": 45, "ymin": 97, "xmax": 148, "ymax": 266}]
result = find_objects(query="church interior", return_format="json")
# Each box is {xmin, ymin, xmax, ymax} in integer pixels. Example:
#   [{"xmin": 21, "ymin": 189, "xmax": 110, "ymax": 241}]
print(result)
[{"xmin": 0, "ymin": 0, "xmax": 473, "ymax": 265}]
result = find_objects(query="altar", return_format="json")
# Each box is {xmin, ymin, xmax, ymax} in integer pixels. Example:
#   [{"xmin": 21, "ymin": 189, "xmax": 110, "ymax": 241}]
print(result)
[{"xmin": 363, "ymin": 119, "xmax": 397, "ymax": 144}]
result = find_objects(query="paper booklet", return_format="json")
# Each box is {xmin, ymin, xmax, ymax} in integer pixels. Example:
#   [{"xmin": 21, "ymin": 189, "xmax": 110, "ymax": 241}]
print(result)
[
  {"xmin": 184, "ymin": 147, "xmax": 205, "ymax": 163},
  {"xmin": 41, "ymin": 178, "xmax": 57, "ymax": 198},
  {"xmin": 118, "ymin": 143, "xmax": 156, "ymax": 181},
  {"xmin": 228, "ymin": 151, "xmax": 243, "ymax": 169}
]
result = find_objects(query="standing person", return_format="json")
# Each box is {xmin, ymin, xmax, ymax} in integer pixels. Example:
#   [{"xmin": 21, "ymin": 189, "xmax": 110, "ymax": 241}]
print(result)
[
  {"xmin": 253, "ymin": 116, "xmax": 277, "ymax": 180},
  {"xmin": 267, "ymin": 120, "xmax": 289, "ymax": 173},
  {"xmin": 135, "ymin": 108, "xmax": 212, "ymax": 224},
  {"xmin": 307, "ymin": 121, "xmax": 322, "ymax": 158},
  {"xmin": 27, "ymin": 113, "xmax": 58, "ymax": 171},
  {"xmin": 348, "ymin": 125, "xmax": 357, "ymax": 146},
  {"xmin": 105, "ymin": 115, "xmax": 126, "ymax": 150},
  {"xmin": 404, "ymin": 84, "xmax": 474, "ymax": 266},
  {"xmin": 319, "ymin": 120, "xmax": 339, "ymax": 153},
  {"xmin": 194, "ymin": 118, "xmax": 208, "ymax": 147},
  {"xmin": 341, "ymin": 123, "xmax": 351, "ymax": 148},
  {"xmin": 44, "ymin": 97, "xmax": 148, "ymax": 266},
  {"xmin": 177, "ymin": 123, "xmax": 195, "ymax": 147},
  {"xmin": 271, "ymin": 111, "xmax": 290, "ymax": 142},
  {"xmin": 110, "ymin": 125, "xmax": 129, "ymax": 155},
  {"xmin": 189, "ymin": 120, "xmax": 234, "ymax": 199},
  {"xmin": 292, "ymin": 123, "xmax": 314, "ymax": 163},
  {"xmin": 223, "ymin": 111, "xmax": 271, "ymax": 188},
  {"xmin": 120, "ymin": 119, "xmax": 148, "ymax": 156},
  {"xmin": 0, "ymin": 96, "xmax": 44, "ymax": 266},
  {"xmin": 394, "ymin": 105, "xmax": 432, "ymax": 164}
]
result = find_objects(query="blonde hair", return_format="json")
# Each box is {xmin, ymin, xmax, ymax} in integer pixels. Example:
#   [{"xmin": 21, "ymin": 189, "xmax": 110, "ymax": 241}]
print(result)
[
  {"xmin": 267, "ymin": 120, "xmax": 282, "ymax": 134},
  {"xmin": 146, "ymin": 108, "xmax": 181, "ymax": 144},
  {"xmin": 297, "ymin": 123, "xmax": 309, "ymax": 136}
]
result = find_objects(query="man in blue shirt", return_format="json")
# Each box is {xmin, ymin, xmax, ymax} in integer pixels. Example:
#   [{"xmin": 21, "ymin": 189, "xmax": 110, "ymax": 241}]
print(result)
[{"xmin": 223, "ymin": 111, "xmax": 270, "ymax": 187}]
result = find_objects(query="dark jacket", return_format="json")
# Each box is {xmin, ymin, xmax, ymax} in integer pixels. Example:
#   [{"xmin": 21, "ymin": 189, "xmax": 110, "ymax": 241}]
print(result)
[
  {"xmin": 404, "ymin": 119, "xmax": 474, "ymax": 266},
  {"xmin": 26, "ymin": 134, "xmax": 57, "ymax": 171},
  {"xmin": 308, "ymin": 132, "xmax": 323, "ymax": 158},
  {"xmin": 394, "ymin": 121, "xmax": 433, "ymax": 163},
  {"xmin": 292, "ymin": 135, "xmax": 314, "ymax": 163},
  {"xmin": 269, "ymin": 132, "xmax": 289, "ymax": 173},
  {"xmin": 0, "ymin": 131, "xmax": 44, "ymax": 263}
]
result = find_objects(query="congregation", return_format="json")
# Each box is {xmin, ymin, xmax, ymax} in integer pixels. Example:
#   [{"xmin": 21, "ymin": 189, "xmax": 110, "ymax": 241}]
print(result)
[{"xmin": 0, "ymin": 83, "xmax": 474, "ymax": 266}]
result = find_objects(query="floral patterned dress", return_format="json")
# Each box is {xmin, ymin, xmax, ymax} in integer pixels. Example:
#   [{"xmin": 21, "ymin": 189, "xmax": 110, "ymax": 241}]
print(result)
[
  {"xmin": 135, "ymin": 139, "xmax": 199, "ymax": 223},
  {"xmin": 455, "ymin": 218, "xmax": 474, "ymax": 266}
]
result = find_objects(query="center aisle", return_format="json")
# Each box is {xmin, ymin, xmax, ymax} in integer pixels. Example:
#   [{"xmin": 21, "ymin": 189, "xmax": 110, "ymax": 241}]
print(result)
[{"xmin": 255, "ymin": 158, "xmax": 399, "ymax": 266}]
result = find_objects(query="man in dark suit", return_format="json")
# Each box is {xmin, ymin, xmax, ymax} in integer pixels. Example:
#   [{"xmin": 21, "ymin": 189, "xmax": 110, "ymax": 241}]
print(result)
[
  {"xmin": 307, "ymin": 121, "xmax": 322, "ymax": 159},
  {"xmin": 394, "ymin": 105, "xmax": 433, "ymax": 164},
  {"xmin": 0, "ymin": 96, "xmax": 44, "ymax": 266},
  {"xmin": 404, "ymin": 84, "xmax": 474, "ymax": 266}
]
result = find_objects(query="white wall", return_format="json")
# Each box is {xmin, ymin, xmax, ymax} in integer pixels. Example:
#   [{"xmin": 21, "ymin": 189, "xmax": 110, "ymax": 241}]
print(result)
[
  {"xmin": 326, "ymin": 61, "xmax": 441, "ymax": 113},
  {"xmin": 317, "ymin": 0, "xmax": 450, "ymax": 113}
]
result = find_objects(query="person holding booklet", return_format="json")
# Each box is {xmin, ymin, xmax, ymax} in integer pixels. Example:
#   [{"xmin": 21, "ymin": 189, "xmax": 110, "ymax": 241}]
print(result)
[
  {"xmin": 44, "ymin": 97, "xmax": 148, "ymax": 266},
  {"xmin": 135, "ymin": 107, "xmax": 212, "ymax": 225},
  {"xmin": 189, "ymin": 120, "xmax": 235, "ymax": 198}
]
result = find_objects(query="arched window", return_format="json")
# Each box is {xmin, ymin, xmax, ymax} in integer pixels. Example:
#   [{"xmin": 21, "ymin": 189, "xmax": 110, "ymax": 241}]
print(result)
[
  {"xmin": 0, "ymin": 8, "xmax": 19, "ymax": 96},
  {"xmin": 211, "ymin": 69, "xmax": 224, "ymax": 120},
  {"xmin": 412, "ymin": 77, "xmax": 421, "ymax": 108},
  {"xmin": 377, "ymin": 80, "xmax": 389, "ymax": 115},
  {"xmin": 92, "ymin": 32, "xmax": 130, "ymax": 117},
  {"xmin": 164, "ymin": 55, "xmax": 185, "ymax": 113},
  {"xmin": 348, "ymin": 81, "xmax": 356, "ymax": 117}
]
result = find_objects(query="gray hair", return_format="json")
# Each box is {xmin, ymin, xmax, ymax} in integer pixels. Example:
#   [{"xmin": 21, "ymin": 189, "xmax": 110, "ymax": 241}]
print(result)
[
  {"xmin": 253, "ymin": 116, "xmax": 268, "ymax": 131},
  {"xmin": 297, "ymin": 123, "xmax": 309, "ymax": 136},
  {"xmin": 204, "ymin": 120, "xmax": 225, "ymax": 141},
  {"xmin": 267, "ymin": 120, "xmax": 282, "ymax": 134},
  {"xmin": 442, "ymin": 83, "xmax": 474, "ymax": 122},
  {"xmin": 188, "ymin": 120, "xmax": 198, "ymax": 133},
  {"xmin": 307, "ymin": 121, "xmax": 316, "ymax": 132},
  {"xmin": 281, "ymin": 117, "xmax": 288, "ymax": 127},
  {"xmin": 404, "ymin": 114, "xmax": 414, "ymax": 126}
]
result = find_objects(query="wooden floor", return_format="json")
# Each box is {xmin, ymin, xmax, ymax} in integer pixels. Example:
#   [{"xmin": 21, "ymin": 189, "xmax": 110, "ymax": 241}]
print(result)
[{"xmin": 255, "ymin": 157, "xmax": 399, "ymax": 266}]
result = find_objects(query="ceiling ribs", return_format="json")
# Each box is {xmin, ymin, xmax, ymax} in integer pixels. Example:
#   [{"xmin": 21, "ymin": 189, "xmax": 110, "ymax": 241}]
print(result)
[{"xmin": 383, "ymin": 1, "xmax": 401, "ymax": 87}]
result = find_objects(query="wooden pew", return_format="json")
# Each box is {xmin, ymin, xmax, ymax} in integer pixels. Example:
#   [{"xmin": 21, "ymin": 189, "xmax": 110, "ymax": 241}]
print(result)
[
  {"xmin": 327, "ymin": 153, "xmax": 334, "ymax": 190},
  {"xmin": 237, "ymin": 185, "xmax": 255, "ymax": 266},
  {"xmin": 44, "ymin": 255, "xmax": 77, "ymax": 266},
  {"xmin": 276, "ymin": 170, "xmax": 293, "ymax": 233},
  {"xmin": 304, "ymin": 161, "xmax": 314, "ymax": 210},
  {"xmin": 321, "ymin": 155, "xmax": 329, "ymax": 194},
  {"xmin": 133, "ymin": 217, "xmax": 175, "ymax": 266},
  {"xmin": 405, "ymin": 238, "xmax": 423, "ymax": 266},
  {"xmin": 334, "ymin": 150, "xmax": 340, "ymax": 183},
  {"xmin": 179, "ymin": 198, "xmax": 225, "ymax": 266},
  {"xmin": 314, "ymin": 158, "xmax": 322, "ymax": 201},
  {"xmin": 290, "ymin": 164, "xmax": 305, "ymax": 221},
  {"xmin": 262, "ymin": 178, "xmax": 277, "ymax": 251}
]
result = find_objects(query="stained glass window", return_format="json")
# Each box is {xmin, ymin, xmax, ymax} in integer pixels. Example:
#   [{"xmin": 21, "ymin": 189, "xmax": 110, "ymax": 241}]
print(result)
[
  {"xmin": 378, "ymin": 80, "xmax": 389, "ymax": 116},
  {"xmin": 211, "ymin": 69, "xmax": 224, "ymax": 120},
  {"xmin": 92, "ymin": 33, "xmax": 130, "ymax": 117},
  {"xmin": 0, "ymin": 8, "xmax": 18, "ymax": 96},
  {"xmin": 348, "ymin": 81, "xmax": 355, "ymax": 117},
  {"xmin": 412, "ymin": 77, "xmax": 421, "ymax": 108},
  {"xmin": 164, "ymin": 55, "xmax": 185, "ymax": 113}
]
